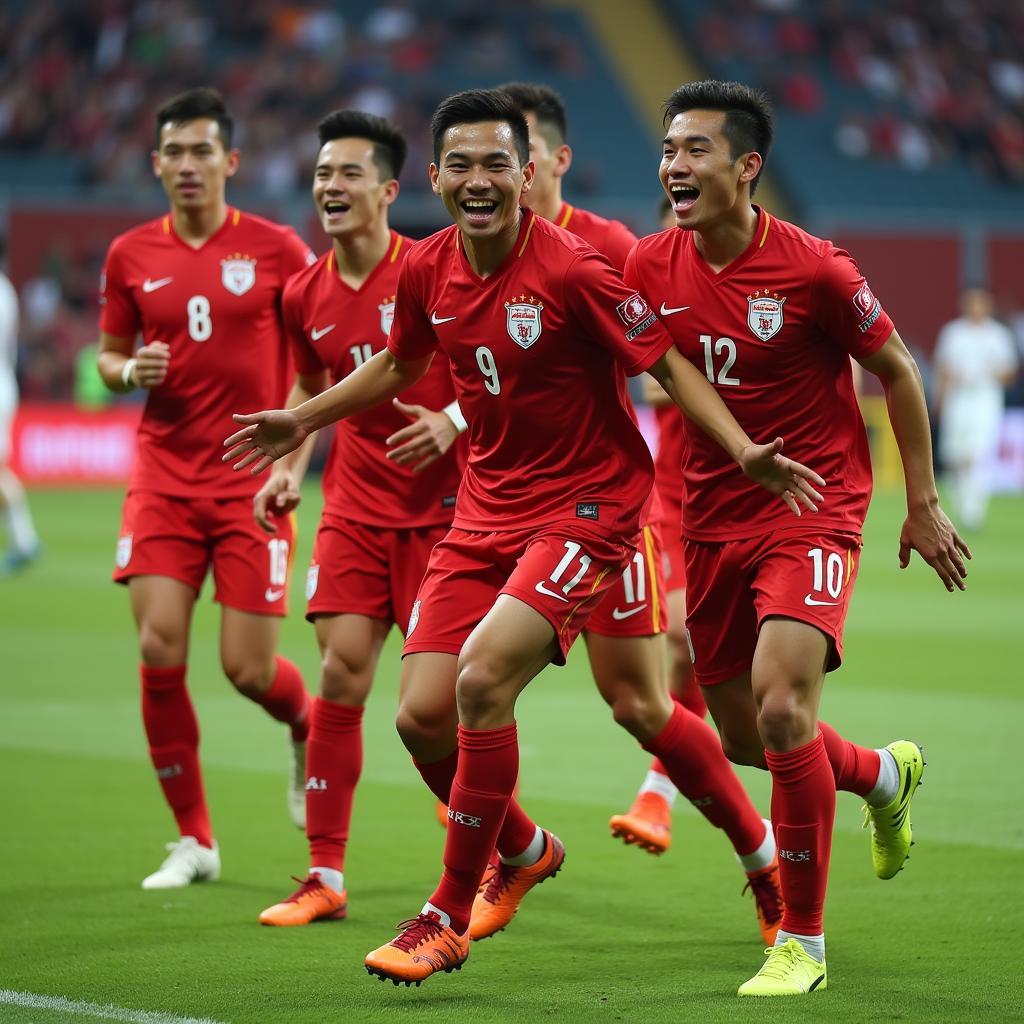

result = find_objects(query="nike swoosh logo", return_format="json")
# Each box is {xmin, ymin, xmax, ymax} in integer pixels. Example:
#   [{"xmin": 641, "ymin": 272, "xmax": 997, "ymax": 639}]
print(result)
[
  {"xmin": 659, "ymin": 302, "xmax": 690, "ymax": 315},
  {"xmin": 264, "ymin": 587, "xmax": 285, "ymax": 602},
  {"xmin": 431, "ymin": 312, "xmax": 457, "ymax": 325},
  {"xmin": 310, "ymin": 324, "xmax": 335, "ymax": 340},
  {"xmin": 804, "ymin": 594, "xmax": 838, "ymax": 606},
  {"xmin": 142, "ymin": 277, "xmax": 173, "ymax": 293},
  {"xmin": 534, "ymin": 581, "xmax": 569, "ymax": 603},
  {"xmin": 611, "ymin": 604, "xmax": 647, "ymax": 620}
]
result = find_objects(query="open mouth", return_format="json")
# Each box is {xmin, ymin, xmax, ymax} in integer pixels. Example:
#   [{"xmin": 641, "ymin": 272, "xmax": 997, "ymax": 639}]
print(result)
[
  {"xmin": 460, "ymin": 198, "xmax": 499, "ymax": 226},
  {"xmin": 669, "ymin": 184, "xmax": 700, "ymax": 213},
  {"xmin": 322, "ymin": 200, "xmax": 351, "ymax": 222}
]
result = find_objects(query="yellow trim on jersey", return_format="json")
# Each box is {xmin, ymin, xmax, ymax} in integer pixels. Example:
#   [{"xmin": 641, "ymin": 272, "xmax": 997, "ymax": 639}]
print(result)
[
  {"xmin": 517, "ymin": 214, "xmax": 537, "ymax": 257},
  {"xmin": 231, "ymin": 208, "xmax": 241, "ymax": 226},
  {"xmin": 327, "ymin": 250, "xmax": 334, "ymax": 274},
  {"xmin": 389, "ymin": 234, "xmax": 404, "ymax": 263},
  {"xmin": 561, "ymin": 567, "xmax": 612, "ymax": 634},
  {"xmin": 758, "ymin": 212, "xmax": 772, "ymax": 248},
  {"xmin": 641, "ymin": 526, "xmax": 662, "ymax": 635},
  {"xmin": 846, "ymin": 548, "xmax": 853, "ymax": 585},
  {"xmin": 558, "ymin": 203, "xmax": 575, "ymax": 229},
  {"xmin": 162, "ymin": 216, "xmax": 170, "ymax": 234}
]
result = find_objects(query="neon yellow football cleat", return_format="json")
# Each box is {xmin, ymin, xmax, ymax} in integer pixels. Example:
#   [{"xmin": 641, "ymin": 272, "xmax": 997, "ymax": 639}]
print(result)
[
  {"xmin": 737, "ymin": 938, "xmax": 827, "ymax": 997},
  {"xmin": 864, "ymin": 740, "xmax": 925, "ymax": 880}
]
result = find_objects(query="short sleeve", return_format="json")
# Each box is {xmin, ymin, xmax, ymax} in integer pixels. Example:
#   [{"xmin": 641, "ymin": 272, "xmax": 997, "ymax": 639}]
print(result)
[
  {"xmin": 566, "ymin": 251, "xmax": 674, "ymax": 377},
  {"xmin": 813, "ymin": 248, "xmax": 894, "ymax": 360},
  {"xmin": 280, "ymin": 229, "xmax": 316, "ymax": 278},
  {"xmin": 282, "ymin": 277, "xmax": 324, "ymax": 378},
  {"xmin": 98, "ymin": 241, "xmax": 140, "ymax": 339},
  {"xmin": 994, "ymin": 325, "xmax": 1019, "ymax": 375},
  {"xmin": 387, "ymin": 257, "xmax": 439, "ymax": 362},
  {"xmin": 601, "ymin": 220, "xmax": 640, "ymax": 273}
]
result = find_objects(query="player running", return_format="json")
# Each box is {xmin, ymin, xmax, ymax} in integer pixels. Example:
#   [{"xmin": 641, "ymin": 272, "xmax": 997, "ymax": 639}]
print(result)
[
  {"xmin": 391, "ymin": 82, "xmax": 781, "ymax": 941},
  {"xmin": 97, "ymin": 88, "xmax": 315, "ymax": 890},
  {"xmin": 223, "ymin": 89, "xmax": 823, "ymax": 987},
  {"xmin": 625, "ymin": 80, "xmax": 969, "ymax": 996},
  {"xmin": 254, "ymin": 110, "xmax": 464, "ymax": 927}
]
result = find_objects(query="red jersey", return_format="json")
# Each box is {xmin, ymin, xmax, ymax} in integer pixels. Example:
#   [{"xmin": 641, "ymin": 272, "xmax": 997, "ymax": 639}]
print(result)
[
  {"xmin": 387, "ymin": 209, "xmax": 675, "ymax": 537},
  {"xmin": 653, "ymin": 403, "xmax": 685, "ymax": 509},
  {"xmin": 100, "ymin": 207, "xmax": 313, "ymax": 499},
  {"xmin": 284, "ymin": 233, "xmax": 463, "ymax": 527},
  {"xmin": 625, "ymin": 208, "xmax": 893, "ymax": 541},
  {"xmin": 553, "ymin": 202, "xmax": 637, "ymax": 273}
]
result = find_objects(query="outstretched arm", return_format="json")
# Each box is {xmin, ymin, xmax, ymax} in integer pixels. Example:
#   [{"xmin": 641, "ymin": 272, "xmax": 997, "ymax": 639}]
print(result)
[
  {"xmin": 224, "ymin": 349, "xmax": 433, "ymax": 475},
  {"xmin": 645, "ymin": 345, "xmax": 825, "ymax": 517},
  {"xmin": 859, "ymin": 330, "xmax": 971, "ymax": 591}
]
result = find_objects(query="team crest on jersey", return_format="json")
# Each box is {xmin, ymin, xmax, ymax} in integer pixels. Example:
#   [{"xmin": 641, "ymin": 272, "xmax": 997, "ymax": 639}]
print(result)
[
  {"xmin": 747, "ymin": 290, "xmax": 786, "ymax": 341},
  {"xmin": 116, "ymin": 534, "xmax": 133, "ymax": 569},
  {"xmin": 379, "ymin": 296, "xmax": 396, "ymax": 336},
  {"xmin": 505, "ymin": 295, "xmax": 544, "ymax": 349},
  {"xmin": 306, "ymin": 564, "xmax": 319, "ymax": 600},
  {"xmin": 407, "ymin": 599, "xmax": 421, "ymax": 638},
  {"xmin": 221, "ymin": 254, "xmax": 257, "ymax": 296}
]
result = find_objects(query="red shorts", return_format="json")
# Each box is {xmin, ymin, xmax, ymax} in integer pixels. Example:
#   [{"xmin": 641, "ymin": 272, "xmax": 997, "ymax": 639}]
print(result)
[
  {"xmin": 305, "ymin": 516, "xmax": 448, "ymax": 635},
  {"xmin": 684, "ymin": 528, "xmax": 862, "ymax": 686},
  {"xmin": 586, "ymin": 523, "xmax": 669, "ymax": 638},
  {"xmin": 658, "ymin": 487, "xmax": 686, "ymax": 594},
  {"xmin": 404, "ymin": 525, "xmax": 633, "ymax": 664},
  {"xmin": 112, "ymin": 491, "xmax": 296, "ymax": 616}
]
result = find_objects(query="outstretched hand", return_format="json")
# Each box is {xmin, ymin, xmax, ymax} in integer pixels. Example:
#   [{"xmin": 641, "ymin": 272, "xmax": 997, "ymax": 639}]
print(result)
[
  {"xmin": 223, "ymin": 409, "xmax": 308, "ymax": 476},
  {"xmin": 899, "ymin": 502, "xmax": 971, "ymax": 592},
  {"xmin": 738, "ymin": 437, "xmax": 826, "ymax": 517},
  {"xmin": 385, "ymin": 398, "xmax": 459, "ymax": 473}
]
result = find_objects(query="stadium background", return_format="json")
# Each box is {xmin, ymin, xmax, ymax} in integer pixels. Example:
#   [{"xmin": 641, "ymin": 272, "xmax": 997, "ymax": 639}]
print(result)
[{"xmin": 1, "ymin": 2, "xmax": 1021, "ymax": 1022}]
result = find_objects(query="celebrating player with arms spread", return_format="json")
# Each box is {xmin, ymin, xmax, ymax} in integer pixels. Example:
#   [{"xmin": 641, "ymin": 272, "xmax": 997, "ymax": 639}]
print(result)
[
  {"xmin": 253, "ymin": 110, "xmax": 464, "ymax": 927},
  {"xmin": 626, "ymin": 80, "xmax": 970, "ymax": 996},
  {"xmin": 97, "ymin": 88, "xmax": 315, "ymax": 890},
  {"xmin": 224, "ymin": 89, "xmax": 823, "ymax": 986}
]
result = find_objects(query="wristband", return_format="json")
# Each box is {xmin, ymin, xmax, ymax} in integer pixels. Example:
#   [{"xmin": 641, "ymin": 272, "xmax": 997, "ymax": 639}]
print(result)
[
  {"xmin": 442, "ymin": 399, "xmax": 468, "ymax": 434},
  {"xmin": 121, "ymin": 358, "xmax": 138, "ymax": 388}
]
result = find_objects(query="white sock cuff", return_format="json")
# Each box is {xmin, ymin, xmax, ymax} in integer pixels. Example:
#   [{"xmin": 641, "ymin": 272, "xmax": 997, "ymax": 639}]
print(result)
[
  {"xmin": 422, "ymin": 901, "xmax": 451, "ymax": 928},
  {"xmin": 866, "ymin": 748, "xmax": 900, "ymax": 807},
  {"xmin": 310, "ymin": 866, "xmax": 344, "ymax": 894},
  {"xmin": 638, "ymin": 769, "xmax": 678, "ymax": 804},
  {"xmin": 737, "ymin": 818, "xmax": 776, "ymax": 872},
  {"xmin": 500, "ymin": 825, "xmax": 545, "ymax": 866},
  {"xmin": 776, "ymin": 929, "xmax": 826, "ymax": 963}
]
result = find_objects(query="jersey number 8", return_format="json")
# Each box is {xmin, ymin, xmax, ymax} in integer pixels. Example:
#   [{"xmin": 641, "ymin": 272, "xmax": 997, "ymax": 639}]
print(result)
[{"xmin": 187, "ymin": 295, "xmax": 212, "ymax": 342}]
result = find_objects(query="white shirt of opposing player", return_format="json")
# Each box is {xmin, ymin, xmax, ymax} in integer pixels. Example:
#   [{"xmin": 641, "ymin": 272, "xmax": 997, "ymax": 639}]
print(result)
[{"xmin": 936, "ymin": 315, "xmax": 1018, "ymax": 462}]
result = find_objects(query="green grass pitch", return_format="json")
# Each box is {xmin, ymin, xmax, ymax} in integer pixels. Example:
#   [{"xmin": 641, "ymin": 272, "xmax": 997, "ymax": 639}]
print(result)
[{"xmin": 1, "ymin": 485, "xmax": 1021, "ymax": 1023}]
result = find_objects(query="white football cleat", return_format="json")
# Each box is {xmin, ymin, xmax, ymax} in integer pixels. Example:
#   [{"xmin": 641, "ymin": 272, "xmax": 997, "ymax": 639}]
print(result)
[
  {"xmin": 289, "ymin": 739, "xmax": 306, "ymax": 830},
  {"xmin": 141, "ymin": 837, "xmax": 220, "ymax": 890}
]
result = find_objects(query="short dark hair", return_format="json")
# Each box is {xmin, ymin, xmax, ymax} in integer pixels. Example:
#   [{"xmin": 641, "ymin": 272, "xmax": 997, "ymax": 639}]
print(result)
[
  {"xmin": 663, "ymin": 80, "xmax": 773, "ymax": 195},
  {"xmin": 497, "ymin": 82, "xmax": 567, "ymax": 148},
  {"xmin": 430, "ymin": 89, "xmax": 530, "ymax": 166},
  {"xmin": 316, "ymin": 109, "xmax": 407, "ymax": 180},
  {"xmin": 155, "ymin": 87, "xmax": 233, "ymax": 149}
]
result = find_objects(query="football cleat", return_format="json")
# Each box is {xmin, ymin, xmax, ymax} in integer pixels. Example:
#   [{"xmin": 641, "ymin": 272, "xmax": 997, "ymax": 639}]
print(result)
[
  {"xmin": 737, "ymin": 938, "xmax": 827, "ymax": 997},
  {"xmin": 742, "ymin": 861, "xmax": 784, "ymax": 945},
  {"xmin": 469, "ymin": 830, "xmax": 565, "ymax": 940},
  {"xmin": 1, "ymin": 541, "xmax": 43, "ymax": 575},
  {"xmin": 863, "ymin": 740, "xmax": 925, "ymax": 879},
  {"xmin": 609, "ymin": 791, "xmax": 672, "ymax": 855},
  {"xmin": 141, "ymin": 837, "xmax": 220, "ymax": 890},
  {"xmin": 259, "ymin": 874, "xmax": 347, "ymax": 926},
  {"xmin": 288, "ymin": 739, "xmax": 306, "ymax": 830},
  {"xmin": 435, "ymin": 799, "xmax": 448, "ymax": 828},
  {"xmin": 364, "ymin": 912, "xmax": 469, "ymax": 986}
]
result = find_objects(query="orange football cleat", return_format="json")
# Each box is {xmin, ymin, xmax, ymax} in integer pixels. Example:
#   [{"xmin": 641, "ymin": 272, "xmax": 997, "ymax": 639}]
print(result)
[
  {"xmin": 743, "ymin": 860, "xmax": 784, "ymax": 946},
  {"xmin": 258, "ymin": 874, "xmax": 347, "ymax": 926},
  {"xmin": 364, "ymin": 912, "xmax": 469, "ymax": 986},
  {"xmin": 469, "ymin": 830, "xmax": 565, "ymax": 941},
  {"xmin": 609, "ymin": 791, "xmax": 672, "ymax": 855}
]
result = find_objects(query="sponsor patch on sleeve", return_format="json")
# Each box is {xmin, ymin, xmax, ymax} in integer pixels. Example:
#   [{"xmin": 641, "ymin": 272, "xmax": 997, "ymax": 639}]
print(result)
[
  {"xmin": 852, "ymin": 282, "xmax": 882, "ymax": 333},
  {"xmin": 616, "ymin": 294, "xmax": 657, "ymax": 340}
]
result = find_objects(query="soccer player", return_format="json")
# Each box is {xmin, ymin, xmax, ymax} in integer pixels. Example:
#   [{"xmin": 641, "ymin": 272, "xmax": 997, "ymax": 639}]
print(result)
[
  {"xmin": 96, "ymin": 88, "xmax": 315, "ymax": 890},
  {"xmin": 0, "ymin": 249, "xmax": 41, "ymax": 574},
  {"xmin": 253, "ymin": 110, "xmax": 464, "ymax": 927},
  {"xmin": 223, "ymin": 88, "xmax": 823, "ymax": 986},
  {"xmin": 626, "ymin": 80, "xmax": 970, "ymax": 996},
  {"xmin": 391, "ymin": 82, "xmax": 782, "ymax": 940},
  {"xmin": 934, "ymin": 287, "xmax": 1018, "ymax": 530}
]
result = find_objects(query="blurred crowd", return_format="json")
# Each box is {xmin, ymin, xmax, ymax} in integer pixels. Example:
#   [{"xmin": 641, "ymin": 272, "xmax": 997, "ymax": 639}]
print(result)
[
  {"xmin": 0, "ymin": 0, "xmax": 589, "ymax": 196},
  {"xmin": 697, "ymin": 0, "xmax": 1024, "ymax": 182}
]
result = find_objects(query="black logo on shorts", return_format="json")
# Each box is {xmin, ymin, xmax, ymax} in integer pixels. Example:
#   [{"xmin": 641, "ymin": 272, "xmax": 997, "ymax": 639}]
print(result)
[
  {"xmin": 442, "ymin": 495, "xmax": 457, "ymax": 508},
  {"xmin": 576, "ymin": 502, "xmax": 599, "ymax": 521}
]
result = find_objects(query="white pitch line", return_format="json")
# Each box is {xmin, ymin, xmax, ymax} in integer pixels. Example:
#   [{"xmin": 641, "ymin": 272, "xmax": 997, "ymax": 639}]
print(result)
[{"xmin": 0, "ymin": 990, "xmax": 227, "ymax": 1024}]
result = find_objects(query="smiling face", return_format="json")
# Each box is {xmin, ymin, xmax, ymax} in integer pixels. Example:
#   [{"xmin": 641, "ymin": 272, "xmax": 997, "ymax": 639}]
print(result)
[
  {"xmin": 659, "ymin": 109, "xmax": 761, "ymax": 230},
  {"xmin": 152, "ymin": 118, "xmax": 238, "ymax": 211},
  {"xmin": 313, "ymin": 136, "xmax": 397, "ymax": 239},
  {"xmin": 429, "ymin": 120, "xmax": 533, "ymax": 241}
]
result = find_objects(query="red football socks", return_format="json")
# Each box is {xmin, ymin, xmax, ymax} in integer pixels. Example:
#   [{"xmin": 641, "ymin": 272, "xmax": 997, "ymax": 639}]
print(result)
[
  {"xmin": 643, "ymin": 702, "xmax": 766, "ymax": 855},
  {"xmin": 648, "ymin": 686, "xmax": 707, "ymax": 781},
  {"xmin": 429, "ymin": 723, "xmax": 519, "ymax": 934},
  {"xmin": 140, "ymin": 664, "xmax": 213, "ymax": 849},
  {"xmin": 819, "ymin": 720, "xmax": 881, "ymax": 797},
  {"xmin": 765, "ymin": 732, "xmax": 835, "ymax": 935},
  {"xmin": 249, "ymin": 656, "xmax": 311, "ymax": 741},
  {"xmin": 305, "ymin": 697, "xmax": 363, "ymax": 872},
  {"xmin": 413, "ymin": 748, "xmax": 459, "ymax": 804}
]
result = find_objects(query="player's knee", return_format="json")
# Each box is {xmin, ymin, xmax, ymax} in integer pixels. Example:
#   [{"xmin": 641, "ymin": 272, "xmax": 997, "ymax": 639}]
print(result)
[
  {"xmin": 455, "ymin": 657, "xmax": 514, "ymax": 724},
  {"xmin": 756, "ymin": 691, "xmax": 814, "ymax": 751},
  {"xmin": 607, "ymin": 683, "xmax": 669, "ymax": 741},
  {"xmin": 319, "ymin": 647, "xmax": 371, "ymax": 704},
  {"xmin": 395, "ymin": 700, "xmax": 449, "ymax": 754},
  {"xmin": 137, "ymin": 620, "xmax": 185, "ymax": 667},
  {"xmin": 222, "ymin": 656, "xmax": 274, "ymax": 697},
  {"xmin": 719, "ymin": 731, "xmax": 765, "ymax": 768}
]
